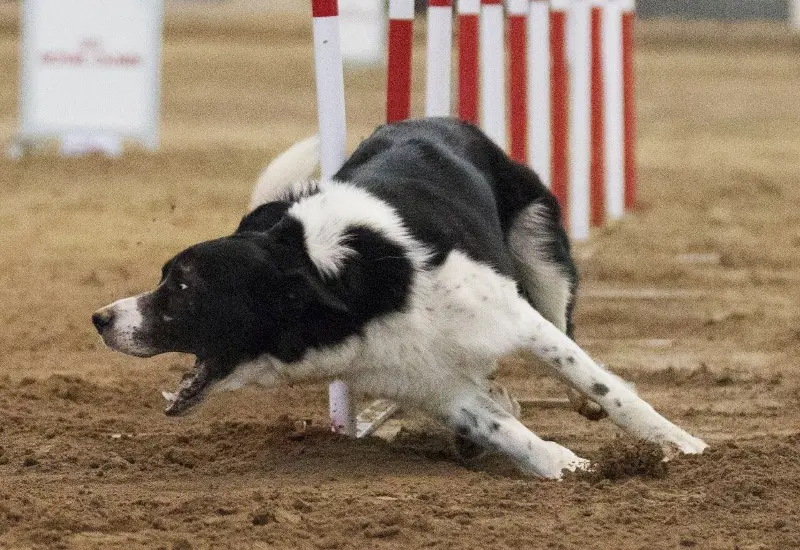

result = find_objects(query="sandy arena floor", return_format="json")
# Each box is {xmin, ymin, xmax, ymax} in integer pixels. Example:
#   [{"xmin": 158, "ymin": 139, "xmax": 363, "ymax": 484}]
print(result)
[{"xmin": 0, "ymin": 11, "xmax": 799, "ymax": 550}]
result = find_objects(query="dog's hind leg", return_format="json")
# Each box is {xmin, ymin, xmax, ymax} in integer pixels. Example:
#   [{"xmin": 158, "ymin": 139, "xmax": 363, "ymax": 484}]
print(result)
[
  {"xmin": 400, "ymin": 250, "xmax": 703, "ymax": 474},
  {"xmin": 507, "ymin": 200, "xmax": 608, "ymax": 421},
  {"xmin": 512, "ymin": 302, "xmax": 707, "ymax": 457}
]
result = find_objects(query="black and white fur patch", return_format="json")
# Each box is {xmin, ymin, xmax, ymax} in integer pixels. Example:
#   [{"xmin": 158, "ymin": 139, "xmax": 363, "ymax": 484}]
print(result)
[{"xmin": 93, "ymin": 118, "xmax": 706, "ymax": 479}]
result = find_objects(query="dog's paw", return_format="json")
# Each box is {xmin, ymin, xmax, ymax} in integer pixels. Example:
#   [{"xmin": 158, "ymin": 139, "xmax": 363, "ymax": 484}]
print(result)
[
  {"xmin": 576, "ymin": 399, "xmax": 608, "ymax": 421},
  {"xmin": 660, "ymin": 432, "xmax": 708, "ymax": 461},
  {"xmin": 538, "ymin": 441, "xmax": 591, "ymax": 480},
  {"xmin": 567, "ymin": 389, "xmax": 608, "ymax": 421}
]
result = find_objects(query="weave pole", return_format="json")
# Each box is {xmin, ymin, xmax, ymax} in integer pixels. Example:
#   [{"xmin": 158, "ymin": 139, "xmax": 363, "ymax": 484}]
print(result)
[
  {"xmin": 426, "ymin": 0, "xmax": 453, "ymax": 117},
  {"xmin": 311, "ymin": 0, "xmax": 354, "ymax": 436},
  {"xmin": 387, "ymin": 0, "xmax": 414, "ymax": 123},
  {"xmin": 602, "ymin": 0, "xmax": 625, "ymax": 221},
  {"xmin": 549, "ymin": 0, "xmax": 569, "ymax": 217},
  {"xmin": 457, "ymin": 0, "xmax": 480, "ymax": 123},
  {"xmin": 621, "ymin": 0, "xmax": 637, "ymax": 210},
  {"xmin": 479, "ymin": 0, "xmax": 506, "ymax": 147},
  {"xmin": 507, "ymin": 0, "xmax": 528, "ymax": 164},
  {"xmin": 527, "ymin": 0, "xmax": 550, "ymax": 187},
  {"xmin": 567, "ymin": 0, "xmax": 591, "ymax": 241},
  {"xmin": 589, "ymin": 2, "xmax": 605, "ymax": 228}
]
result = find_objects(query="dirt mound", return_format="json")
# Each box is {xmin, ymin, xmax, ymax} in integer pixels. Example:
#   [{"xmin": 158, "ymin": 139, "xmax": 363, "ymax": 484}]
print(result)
[{"xmin": 582, "ymin": 438, "xmax": 668, "ymax": 482}]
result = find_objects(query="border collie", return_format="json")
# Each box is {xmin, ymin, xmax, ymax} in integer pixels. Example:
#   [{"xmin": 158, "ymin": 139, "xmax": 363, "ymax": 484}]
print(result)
[{"xmin": 93, "ymin": 118, "xmax": 706, "ymax": 478}]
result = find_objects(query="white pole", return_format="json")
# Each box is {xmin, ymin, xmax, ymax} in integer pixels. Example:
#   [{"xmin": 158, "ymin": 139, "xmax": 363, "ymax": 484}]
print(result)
[
  {"xmin": 567, "ymin": 0, "xmax": 591, "ymax": 241},
  {"xmin": 311, "ymin": 1, "xmax": 356, "ymax": 436},
  {"xmin": 791, "ymin": 0, "xmax": 800, "ymax": 30},
  {"xmin": 602, "ymin": 0, "xmax": 625, "ymax": 221},
  {"xmin": 425, "ymin": 1, "xmax": 454, "ymax": 117},
  {"xmin": 312, "ymin": 13, "xmax": 348, "ymax": 180},
  {"xmin": 479, "ymin": 0, "xmax": 506, "ymax": 148},
  {"xmin": 527, "ymin": 0, "xmax": 550, "ymax": 187}
]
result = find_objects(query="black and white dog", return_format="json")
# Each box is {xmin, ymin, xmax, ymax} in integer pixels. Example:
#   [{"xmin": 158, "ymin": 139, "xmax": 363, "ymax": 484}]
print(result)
[{"xmin": 93, "ymin": 118, "xmax": 706, "ymax": 478}]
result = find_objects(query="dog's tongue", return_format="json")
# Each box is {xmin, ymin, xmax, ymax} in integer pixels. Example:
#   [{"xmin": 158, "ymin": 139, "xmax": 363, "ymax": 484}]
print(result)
[{"xmin": 162, "ymin": 360, "xmax": 213, "ymax": 416}]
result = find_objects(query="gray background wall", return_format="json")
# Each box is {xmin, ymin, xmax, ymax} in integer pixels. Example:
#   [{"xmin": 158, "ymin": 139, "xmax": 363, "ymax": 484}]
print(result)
[{"xmin": 637, "ymin": 0, "xmax": 788, "ymax": 20}]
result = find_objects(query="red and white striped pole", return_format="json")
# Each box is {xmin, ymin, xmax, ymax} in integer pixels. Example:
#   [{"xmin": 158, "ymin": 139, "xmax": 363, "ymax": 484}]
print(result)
[
  {"xmin": 457, "ymin": 0, "xmax": 480, "ymax": 124},
  {"xmin": 387, "ymin": 0, "xmax": 415, "ymax": 123},
  {"xmin": 426, "ymin": 0, "xmax": 454, "ymax": 117},
  {"xmin": 311, "ymin": 0, "xmax": 355, "ymax": 436},
  {"xmin": 603, "ymin": 0, "xmax": 625, "ymax": 221},
  {"xmin": 589, "ymin": 1, "xmax": 605, "ymax": 228},
  {"xmin": 527, "ymin": 0, "xmax": 550, "ymax": 187},
  {"xmin": 507, "ymin": 0, "xmax": 528, "ymax": 164},
  {"xmin": 621, "ymin": 0, "xmax": 637, "ymax": 210},
  {"xmin": 567, "ymin": 0, "xmax": 591, "ymax": 241},
  {"xmin": 479, "ymin": 0, "xmax": 506, "ymax": 147},
  {"xmin": 549, "ymin": 0, "xmax": 569, "ymax": 216}
]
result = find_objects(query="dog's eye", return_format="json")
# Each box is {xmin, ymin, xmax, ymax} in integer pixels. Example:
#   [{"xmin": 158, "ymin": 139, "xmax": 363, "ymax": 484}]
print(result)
[{"xmin": 179, "ymin": 283, "xmax": 189, "ymax": 291}]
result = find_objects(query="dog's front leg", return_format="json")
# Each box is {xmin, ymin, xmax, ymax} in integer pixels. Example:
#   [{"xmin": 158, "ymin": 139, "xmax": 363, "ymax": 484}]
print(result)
[
  {"xmin": 440, "ymin": 386, "xmax": 590, "ymax": 479},
  {"xmin": 515, "ymin": 306, "xmax": 708, "ymax": 456}
]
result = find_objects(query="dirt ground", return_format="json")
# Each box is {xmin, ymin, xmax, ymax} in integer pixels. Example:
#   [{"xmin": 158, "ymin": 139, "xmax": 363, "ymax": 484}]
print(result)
[{"xmin": 1, "ymin": 11, "xmax": 800, "ymax": 550}]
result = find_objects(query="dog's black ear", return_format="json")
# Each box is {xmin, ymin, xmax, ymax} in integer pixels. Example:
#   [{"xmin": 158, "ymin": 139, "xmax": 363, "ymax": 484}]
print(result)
[
  {"xmin": 287, "ymin": 269, "xmax": 349, "ymax": 315},
  {"xmin": 236, "ymin": 201, "xmax": 291, "ymax": 233},
  {"xmin": 265, "ymin": 215, "xmax": 305, "ymax": 248}
]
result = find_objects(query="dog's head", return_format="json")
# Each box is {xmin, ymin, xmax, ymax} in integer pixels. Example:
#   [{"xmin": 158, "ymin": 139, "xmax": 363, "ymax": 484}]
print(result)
[{"xmin": 92, "ymin": 218, "xmax": 351, "ymax": 416}]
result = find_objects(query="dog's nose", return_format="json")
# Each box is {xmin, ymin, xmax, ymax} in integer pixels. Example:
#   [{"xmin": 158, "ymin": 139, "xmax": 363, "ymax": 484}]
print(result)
[{"xmin": 92, "ymin": 308, "xmax": 114, "ymax": 332}]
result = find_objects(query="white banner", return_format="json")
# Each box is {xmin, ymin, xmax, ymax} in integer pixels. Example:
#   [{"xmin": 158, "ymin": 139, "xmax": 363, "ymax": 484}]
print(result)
[{"xmin": 19, "ymin": 0, "xmax": 163, "ymax": 151}]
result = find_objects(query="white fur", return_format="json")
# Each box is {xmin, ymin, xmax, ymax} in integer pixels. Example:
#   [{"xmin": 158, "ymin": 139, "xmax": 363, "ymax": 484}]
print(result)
[
  {"xmin": 288, "ymin": 182, "xmax": 431, "ymax": 277},
  {"xmin": 248, "ymin": 135, "xmax": 321, "ymax": 211}
]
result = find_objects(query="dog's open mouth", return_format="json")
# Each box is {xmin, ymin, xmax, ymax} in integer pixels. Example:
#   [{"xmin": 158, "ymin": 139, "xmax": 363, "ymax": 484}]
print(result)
[{"xmin": 162, "ymin": 360, "xmax": 215, "ymax": 416}]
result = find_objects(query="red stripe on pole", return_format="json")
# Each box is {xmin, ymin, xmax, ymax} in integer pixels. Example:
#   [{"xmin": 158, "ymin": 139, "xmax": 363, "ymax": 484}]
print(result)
[
  {"xmin": 312, "ymin": 0, "xmax": 338, "ymax": 17},
  {"xmin": 589, "ymin": 6, "xmax": 605, "ymax": 227},
  {"xmin": 458, "ymin": 13, "xmax": 479, "ymax": 124},
  {"xmin": 550, "ymin": 9, "xmax": 568, "ymax": 217},
  {"xmin": 387, "ymin": 18, "xmax": 414, "ymax": 123},
  {"xmin": 622, "ymin": 10, "xmax": 637, "ymax": 210},
  {"xmin": 429, "ymin": 0, "xmax": 452, "ymax": 5},
  {"xmin": 508, "ymin": 14, "xmax": 527, "ymax": 164}
]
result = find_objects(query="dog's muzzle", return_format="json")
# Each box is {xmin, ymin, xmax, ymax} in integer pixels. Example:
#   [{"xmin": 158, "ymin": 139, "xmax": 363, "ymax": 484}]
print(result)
[{"xmin": 92, "ymin": 296, "xmax": 157, "ymax": 357}]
